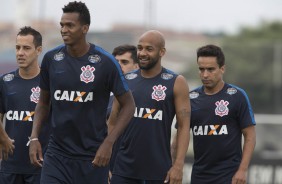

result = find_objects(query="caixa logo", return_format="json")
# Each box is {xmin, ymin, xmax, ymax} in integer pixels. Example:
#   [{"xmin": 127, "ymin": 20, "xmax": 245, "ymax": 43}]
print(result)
[
  {"xmin": 193, "ymin": 125, "xmax": 228, "ymax": 136},
  {"xmin": 54, "ymin": 90, "xmax": 93, "ymax": 102},
  {"xmin": 134, "ymin": 107, "xmax": 163, "ymax": 121},
  {"xmin": 6, "ymin": 110, "xmax": 34, "ymax": 121}
]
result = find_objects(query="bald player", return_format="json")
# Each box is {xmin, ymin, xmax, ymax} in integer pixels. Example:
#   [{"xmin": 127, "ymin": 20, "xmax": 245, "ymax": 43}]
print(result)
[{"xmin": 108, "ymin": 30, "xmax": 191, "ymax": 184}]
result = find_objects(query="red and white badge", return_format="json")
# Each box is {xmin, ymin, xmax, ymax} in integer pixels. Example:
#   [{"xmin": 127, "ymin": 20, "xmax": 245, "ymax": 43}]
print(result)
[
  {"xmin": 215, "ymin": 100, "xmax": 229, "ymax": 117},
  {"xmin": 80, "ymin": 65, "xmax": 95, "ymax": 84},
  {"xmin": 152, "ymin": 85, "xmax": 167, "ymax": 101},
  {"xmin": 30, "ymin": 86, "xmax": 40, "ymax": 103}
]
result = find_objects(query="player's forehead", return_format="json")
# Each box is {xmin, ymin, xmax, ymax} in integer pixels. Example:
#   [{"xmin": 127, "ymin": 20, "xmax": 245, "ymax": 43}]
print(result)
[
  {"xmin": 116, "ymin": 52, "xmax": 132, "ymax": 59},
  {"xmin": 138, "ymin": 32, "xmax": 163, "ymax": 48},
  {"xmin": 60, "ymin": 12, "xmax": 80, "ymax": 24},
  {"xmin": 115, "ymin": 53, "xmax": 133, "ymax": 62},
  {"xmin": 16, "ymin": 35, "xmax": 35, "ymax": 47},
  {"xmin": 198, "ymin": 56, "xmax": 218, "ymax": 66},
  {"xmin": 137, "ymin": 41, "xmax": 157, "ymax": 50}
]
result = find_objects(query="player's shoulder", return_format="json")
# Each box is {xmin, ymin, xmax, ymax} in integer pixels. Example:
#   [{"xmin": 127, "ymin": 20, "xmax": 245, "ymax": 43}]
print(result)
[
  {"xmin": 0, "ymin": 70, "xmax": 18, "ymax": 83},
  {"xmin": 124, "ymin": 69, "xmax": 139, "ymax": 80},
  {"xmin": 47, "ymin": 44, "xmax": 65, "ymax": 55},
  {"xmin": 90, "ymin": 44, "xmax": 117, "ymax": 62},
  {"xmin": 189, "ymin": 86, "xmax": 202, "ymax": 99},
  {"xmin": 225, "ymin": 83, "xmax": 248, "ymax": 96},
  {"xmin": 162, "ymin": 67, "xmax": 178, "ymax": 78},
  {"xmin": 43, "ymin": 44, "xmax": 65, "ymax": 61}
]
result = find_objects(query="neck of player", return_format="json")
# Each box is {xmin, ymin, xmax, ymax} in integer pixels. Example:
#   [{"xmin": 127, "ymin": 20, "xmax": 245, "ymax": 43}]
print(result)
[{"xmin": 19, "ymin": 64, "xmax": 40, "ymax": 79}]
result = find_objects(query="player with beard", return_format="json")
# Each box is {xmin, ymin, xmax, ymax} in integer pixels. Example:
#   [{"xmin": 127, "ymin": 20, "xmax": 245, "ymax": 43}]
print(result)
[{"xmin": 108, "ymin": 30, "xmax": 191, "ymax": 184}]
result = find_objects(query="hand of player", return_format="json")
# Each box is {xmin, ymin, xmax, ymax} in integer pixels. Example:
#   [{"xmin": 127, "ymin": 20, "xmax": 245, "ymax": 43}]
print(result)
[
  {"xmin": 92, "ymin": 139, "xmax": 113, "ymax": 167},
  {"xmin": 164, "ymin": 165, "xmax": 183, "ymax": 184},
  {"xmin": 232, "ymin": 169, "xmax": 247, "ymax": 184},
  {"xmin": 108, "ymin": 171, "xmax": 112, "ymax": 184},
  {"xmin": 29, "ymin": 140, "xmax": 43, "ymax": 167},
  {"xmin": 0, "ymin": 137, "xmax": 15, "ymax": 160}
]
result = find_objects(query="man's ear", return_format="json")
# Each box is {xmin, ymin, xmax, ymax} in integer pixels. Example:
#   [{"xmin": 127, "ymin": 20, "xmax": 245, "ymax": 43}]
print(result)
[
  {"xmin": 36, "ymin": 46, "xmax": 42, "ymax": 56},
  {"xmin": 159, "ymin": 47, "xmax": 166, "ymax": 57},
  {"xmin": 82, "ymin": 24, "xmax": 89, "ymax": 34}
]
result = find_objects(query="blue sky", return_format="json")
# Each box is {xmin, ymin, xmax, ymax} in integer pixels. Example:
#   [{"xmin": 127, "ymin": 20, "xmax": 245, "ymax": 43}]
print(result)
[{"xmin": 1, "ymin": 0, "xmax": 282, "ymax": 34}]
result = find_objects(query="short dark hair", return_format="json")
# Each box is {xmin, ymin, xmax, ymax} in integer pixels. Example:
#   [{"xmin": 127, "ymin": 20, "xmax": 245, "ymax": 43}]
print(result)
[
  {"xmin": 17, "ymin": 26, "xmax": 42, "ymax": 48},
  {"xmin": 62, "ymin": 1, "xmax": 90, "ymax": 25},
  {"xmin": 197, "ymin": 44, "xmax": 225, "ymax": 67},
  {"xmin": 112, "ymin": 44, "xmax": 138, "ymax": 64}
]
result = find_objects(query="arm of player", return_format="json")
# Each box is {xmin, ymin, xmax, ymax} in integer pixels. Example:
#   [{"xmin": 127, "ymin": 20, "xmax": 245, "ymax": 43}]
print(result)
[
  {"xmin": 29, "ymin": 89, "xmax": 51, "ymax": 167},
  {"xmin": 107, "ymin": 97, "xmax": 121, "ymax": 134},
  {"xmin": 232, "ymin": 125, "xmax": 256, "ymax": 184},
  {"xmin": 0, "ymin": 113, "xmax": 15, "ymax": 160},
  {"xmin": 93, "ymin": 91, "xmax": 135, "ymax": 167},
  {"xmin": 165, "ymin": 75, "xmax": 191, "ymax": 184},
  {"xmin": 171, "ymin": 131, "xmax": 178, "ymax": 164},
  {"xmin": 106, "ymin": 97, "xmax": 121, "ymax": 182}
]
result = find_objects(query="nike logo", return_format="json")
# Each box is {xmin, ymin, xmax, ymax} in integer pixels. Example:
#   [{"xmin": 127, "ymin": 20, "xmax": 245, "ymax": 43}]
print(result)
[
  {"xmin": 7, "ymin": 92, "xmax": 17, "ymax": 95},
  {"xmin": 55, "ymin": 71, "xmax": 65, "ymax": 74}
]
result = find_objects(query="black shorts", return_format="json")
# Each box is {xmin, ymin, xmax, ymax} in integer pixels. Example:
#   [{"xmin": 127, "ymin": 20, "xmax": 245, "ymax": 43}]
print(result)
[
  {"xmin": 0, "ymin": 172, "xmax": 40, "ymax": 184},
  {"xmin": 41, "ymin": 151, "xmax": 108, "ymax": 184},
  {"xmin": 111, "ymin": 174, "xmax": 164, "ymax": 184}
]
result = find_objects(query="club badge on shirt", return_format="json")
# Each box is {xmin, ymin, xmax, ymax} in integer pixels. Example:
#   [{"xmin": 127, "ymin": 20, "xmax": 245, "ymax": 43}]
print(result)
[
  {"xmin": 54, "ymin": 52, "xmax": 65, "ymax": 61},
  {"xmin": 30, "ymin": 86, "xmax": 40, "ymax": 103},
  {"xmin": 152, "ymin": 84, "xmax": 167, "ymax": 101},
  {"xmin": 88, "ymin": 55, "xmax": 101, "ymax": 64},
  {"xmin": 190, "ymin": 91, "xmax": 199, "ymax": 99},
  {"xmin": 125, "ymin": 73, "xmax": 137, "ymax": 80},
  {"xmin": 161, "ymin": 73, "xmax": 173, "ymax": 80},
  {"xmin": 215, "ymin": 100, "xmax": 229, "ymax": 117},
  {"xmin": 3, "ymin": 74, "xmax": 14, "ymax": 82},
  {"xmin": 80, "ymin": 65, "xmax": 95, "ymax": 84},
  {"xmin": 227, "ymin": 87, "xmax": 237, "ymax": 95}
]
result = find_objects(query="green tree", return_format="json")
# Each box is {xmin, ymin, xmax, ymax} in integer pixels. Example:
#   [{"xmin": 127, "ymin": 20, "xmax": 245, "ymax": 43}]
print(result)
[{"xmin": 222, "ymin": 21, "xmax": 282, "ymax": 113}]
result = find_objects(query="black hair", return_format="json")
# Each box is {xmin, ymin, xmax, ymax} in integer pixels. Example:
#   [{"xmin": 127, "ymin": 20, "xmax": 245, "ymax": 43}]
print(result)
[
  {"xmin": 17, "ymin": 26, "xmax": 42, "ymax": 47},
  {"xmin": 112, "ymin": 44, "xmax": 138, "ymax": 64},
  {"xmin": 197, "ymin": 44, "xmax": 225, "ymax": 67},
  {"xmin": 62, "ymin": 1, "xmax": 90, "ymax": 25}
]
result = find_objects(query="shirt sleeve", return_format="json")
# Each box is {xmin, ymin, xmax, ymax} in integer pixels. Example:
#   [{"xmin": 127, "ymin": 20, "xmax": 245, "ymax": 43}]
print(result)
[
  {"xmin": 106, "ymin": 56, "xmax": 129, "ymax": 96},
  {"xmin": 40, "ymin": 53, "xmax": 51, "ymax": 91},
  {"xmin": 0, "ymin": 76, "xmax": 4, "ymax": 114},
  {"xmin": 237, "ymin": 89, "xmax": 256, "ymax": 129}
]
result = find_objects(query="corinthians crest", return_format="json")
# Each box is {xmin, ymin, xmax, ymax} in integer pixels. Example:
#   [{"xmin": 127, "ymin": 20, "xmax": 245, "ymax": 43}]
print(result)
[
  {"xmin": 30, "ymin": 86, "xmax": 40, "ymax": 103},
  {"xmin": 151, "ymin": 84, "xmax": 167, "ymax": 101},
  {"xmin": 215, "ymin": 100, "xmax": 229, "ymax": 117},
  {"xmin": 80, "ymin": 65, "xmax": 95, "ymax": 83}
]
